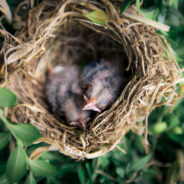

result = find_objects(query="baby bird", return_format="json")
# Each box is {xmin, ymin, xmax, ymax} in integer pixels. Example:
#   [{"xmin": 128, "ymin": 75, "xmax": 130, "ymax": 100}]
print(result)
[
  {"xmin": 81, "ymin": 60, "xmax": 123, "ymax": 112},
  {"xmin": 45, "ymin": 65, "xmax": 90, "ymax": 129},
  {"xmin": 45, "ymin": 65, "xmax": 82, "ymax": 113},
  {"xmin": 63, "ymin": 93, "xmax": 90, "ymax": 130}
]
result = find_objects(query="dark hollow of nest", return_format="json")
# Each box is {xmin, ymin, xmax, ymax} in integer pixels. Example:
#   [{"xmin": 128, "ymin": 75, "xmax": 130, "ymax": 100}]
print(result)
[
  {"xmin": 0, "ymin": 0, "xmax": 181, "ymax": 159},
  {"xmin": 43, "ymin": 21, "xmax": 132, "ymax": 125}
]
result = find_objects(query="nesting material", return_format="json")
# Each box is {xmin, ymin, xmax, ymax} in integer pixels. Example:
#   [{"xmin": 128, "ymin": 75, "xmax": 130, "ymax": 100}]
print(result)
[{"xmin": 0, "ymin": 0, "xmax": 182, "ymax": 159}]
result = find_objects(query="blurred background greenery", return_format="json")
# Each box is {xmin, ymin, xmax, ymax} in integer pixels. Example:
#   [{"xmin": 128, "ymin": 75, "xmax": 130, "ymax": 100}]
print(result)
[{"xmin": 0, "ymin": 0, "xmax": 184, "ymax": 183}]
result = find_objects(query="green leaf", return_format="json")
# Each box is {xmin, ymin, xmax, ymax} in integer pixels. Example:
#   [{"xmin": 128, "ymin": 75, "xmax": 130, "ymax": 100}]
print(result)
[
  {"xmin": 168, "ymin": 133, "xmax": 184, "ymax": 144},
  {"xmin": 170, "ymin": 115, "xmax": 180, "ymax": 127},
  {"xmin": 131, "ymin": 154, "xmax": 152, "ymax": 171},
  {"xmin": 120, "ymin": 0, "xmax": 133, "ymax": 14},
  {"xmin": 0, "ymin": 173, "xmax": 10, "ymax": 184},
  {"xmin": 140, "ymin": 8, "xmax": 159, "ymax": 20},
  {"xmin": 83, "ymin": 11, "xmax": 108, "ymax": 25},
  {"xmin": 158, "ymin": 13, "xmax": 165, "ymax": 24},
  {"xmin": 152, "ymin": 121, "xmax": 167, "ymax": 134},
  {"xmin": 167, "ymin": 8, "xmax": 183, "ymax": 27},
  {"xmin": 166, "ymin": 161, "xmax": 180, "ymax": 184},
  {"xmin": 25, "ymin": 172, "xmax": 37, "ymax": 184},
  {"xmin": 29, "ymin": 159, "xmax": 57, "ymax": 177},
  {"xmin": 77, "ymin": 166, "xmax": 85, "ymax": 184},
  {"xmin": 142, "ymin": 169, "xmax": 156, "ymax": 179},
  {"xmin": 136, "ymin": 0, "xmax": 141, "ymax": 10},
  {"xmin": 85, "ymin": 163, "xmax": 93, "ymax": 184},
  {"xmin": 0, "ymin": 88, "xmax": 17, "ymax": 108},
  {"xmin": 0, "ymin": 131, "xmax": 11, "ymax": 150},
  {"xmin": 173, "ymin": 127, "xmax": 183, "ymax": 134},
  {"xmin": 100, "ymin": 156, "xmax": 109, "ymax": 168},
  {"xmin": 0, "ymin": 119, "xmax": 3, "ymax": 128},
  {"xmin": 10, "ymin": 124, "xmax": 41, "ymax": 146},
  {"xmin": 176, "ymin": 45, "xmax": 184, "ymax": 58},
  {"xmin": 116, "ymin": 168, "xmax": 125, "ymax": 178},
  {"xmin": 6, "ymin": 146, "xmax": 27, "ymax": 183},
  {"xmin": 169, "ymin": 0, "xmax": 178, "ymax": 9}
]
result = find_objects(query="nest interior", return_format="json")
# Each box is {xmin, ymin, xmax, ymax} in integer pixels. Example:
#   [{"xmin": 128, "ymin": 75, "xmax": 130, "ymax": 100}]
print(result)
[{"xmin": 1, "ymin": 0, "xmax": 182, "ymax": 159}]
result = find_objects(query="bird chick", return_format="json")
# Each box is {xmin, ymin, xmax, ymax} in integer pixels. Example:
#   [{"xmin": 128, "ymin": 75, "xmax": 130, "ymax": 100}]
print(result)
[
  {"xmin": 45, "ymin": 65, "xmax": 90, "ymax": 129},
  {"xmin": 82, "ymin": 60, "xmax": 123, "ymax": 112},
  {"xmin": 81, "ymin": 60, "xmax": 110, "ymax": 87},
  {"xmin": 45, "ymin": 65, "xmax": 82, "ymax": 114},
  {"xmin": 63, "ymin": 93, "xmax": 90, "ymax": 130}
]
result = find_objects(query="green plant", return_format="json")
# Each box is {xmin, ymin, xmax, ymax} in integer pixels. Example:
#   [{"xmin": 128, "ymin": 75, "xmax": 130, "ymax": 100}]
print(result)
[
  {"xmin": 0, "ymin": 88, "xmax": 57, "ymax": 183},
  {"xmin": 0, "ymin": 0, "xmax": 184, "ymax": 184}
]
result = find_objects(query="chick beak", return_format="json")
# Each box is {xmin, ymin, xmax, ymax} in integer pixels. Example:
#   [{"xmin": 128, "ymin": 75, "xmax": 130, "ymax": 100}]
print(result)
[{"xmin": 82, "ymin": 98, "xmax": 101, "ymax": 112}]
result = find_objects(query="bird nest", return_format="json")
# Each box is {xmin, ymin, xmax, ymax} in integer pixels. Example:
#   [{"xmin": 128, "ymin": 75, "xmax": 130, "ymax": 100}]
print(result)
[{"xmin": 0, "ymin": 0, "xmax": 182, "ymax": 159}]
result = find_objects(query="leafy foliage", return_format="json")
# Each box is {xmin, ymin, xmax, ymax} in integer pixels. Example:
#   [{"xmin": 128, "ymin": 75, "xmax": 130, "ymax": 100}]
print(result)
[
  {"xmin": 29, "ymin": 159, "xmax": 57, "ymax": 177},
  {"xmin": 0, "ymin": 89, "xmax": 56, "ymax": 183},
  {"xmin": 0, "ymin": 88, "xmax": 17, "ymax": 107},
  {"xmin": 6, "ymin": 145, "xmax": 27, "ymax": 183},
  {"xmin": 0, "ymin": 131, "xmax": 11, "ymax": 150},
  {"xmin": 25, "ymin": 172, "xmax": 37, "ymax": 184},
  {"xmin": 0, "ymin": 0, "xmax": 184, "ymax": 184},
  {"xmin": 9, "ymin": 124, "xmax": 41, "ymax": 146}
]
